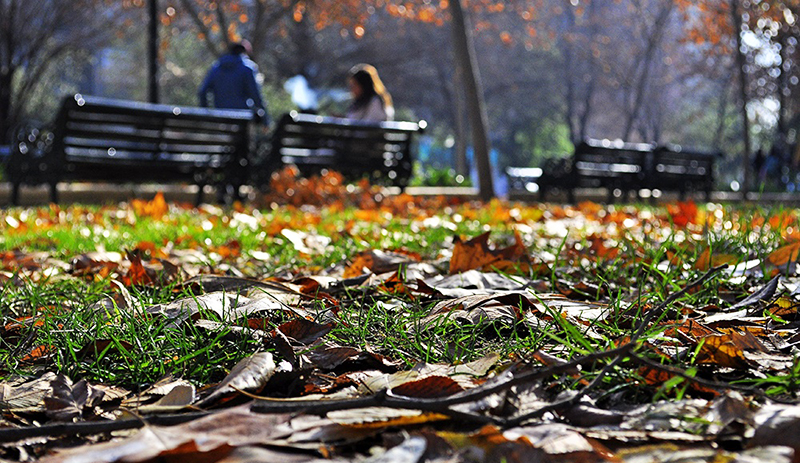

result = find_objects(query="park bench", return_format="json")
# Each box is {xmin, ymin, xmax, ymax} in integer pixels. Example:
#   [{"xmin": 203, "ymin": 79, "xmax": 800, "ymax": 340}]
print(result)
[
  {"xmin": 7, "ymin": 94, "xmax": 255, "ymax": 205},
  {"xmin": 507, "ymin": 138, "xmax": 721, "ymax": 202},
  {"xmin": 648, "ymin": 144, "xmax": 720, "ymax": 200},
  {"xmin": 259, "ymin": 111, "xmax": 426, "ymax": 189}
]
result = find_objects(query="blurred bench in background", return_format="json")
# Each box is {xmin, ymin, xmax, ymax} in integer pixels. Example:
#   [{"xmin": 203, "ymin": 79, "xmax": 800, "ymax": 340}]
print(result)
[
  {"xmin": 507, "ymin": 138, "xmax": 722, "ymax": 202},
  {"xmin": 261, "ymin": 111, "xmax": 426, "ymax": 190}
]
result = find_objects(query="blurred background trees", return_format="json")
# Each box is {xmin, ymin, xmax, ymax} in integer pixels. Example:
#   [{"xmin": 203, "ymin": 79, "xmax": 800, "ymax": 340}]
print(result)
[{"xmin": 3, "ymin": 0, "xmax": 800, "ymax": 193}]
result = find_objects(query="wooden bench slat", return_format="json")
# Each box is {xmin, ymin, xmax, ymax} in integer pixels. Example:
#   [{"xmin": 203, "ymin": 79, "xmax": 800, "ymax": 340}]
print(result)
[{"xmin": 66, "ymin": 112, "xmax": 247, "ymax": 136}]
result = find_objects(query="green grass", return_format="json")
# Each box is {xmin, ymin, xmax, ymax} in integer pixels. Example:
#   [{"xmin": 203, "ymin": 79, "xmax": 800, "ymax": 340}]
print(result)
[{"xmin": 0, "ymin": 199, "xmax": 798, "ymax": 406}]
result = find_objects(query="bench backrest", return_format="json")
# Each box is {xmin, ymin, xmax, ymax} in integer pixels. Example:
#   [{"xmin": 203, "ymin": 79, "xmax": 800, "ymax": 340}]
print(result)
[
  {"xmin": 572, "ymin": 139, "xmax": 653, "ymax": 185},
  {"xmin": 271, "ymin": 111, "xmax": 426, "ymax": 186},
  {"xmin": 52, "ymin": 94, "xmax": 253, "ymax": 181},
  {"xmin": 651, "ymin": 144, "xmax": 719, "ymax": 183}
]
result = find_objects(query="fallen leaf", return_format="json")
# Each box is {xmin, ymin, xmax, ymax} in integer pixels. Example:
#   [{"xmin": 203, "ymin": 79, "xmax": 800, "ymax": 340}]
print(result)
[
  {"xmin": 198, "ymin": 352, "xmax": 276, "ymax": 406},
  {"xmin": 344, "ymin": 250, "xmax": 420, "ymax": 278},
  {"xmin": 326, "ymin": 407, "xmax": 449, "ymax": 428},
  {"xmin": 750, "ymin": 404, "xmax": 800, "ymax": 452},
  {"xmin": 44, "ymin": 375, "xmax": 105, "ymax": 422},
  {"xmin": 768, "ymin": 240, "xmax": 800, "ymax": 266},
  {"xmin": 730, "ymin": 276, "xmax": 779, "ymax": 312},
  {"xmin": 667, "ymin": 200, "xmax": 698, "ymax": 227},
  {"xmin": 0, "ymin": 372, "xmax": 57, "ymax": 411},
  {"xmin": 697, "ymin": 333, "xmax": 757, "ymax": 368},
  {"xmin": 391, "ymin": 375, "xmax": 464, "ymax": 398},
  {"xmin": 131, "ymin": 191, "xmax": 168, "ymax": 219},
  {"xmin": 307, "ymin": 346, "xmax": 398, "ymax": 373},
  {"xmin": 449, "ymin": 231, "xmax": 531, "ymax": 275},
  {"xmin": 273, "ymin": 318, "xmax": 335, "ymax": 345},
  {"xmin": 693, "ymin": 248, "xmax": 738, "ymax": 271},
  {"xmin": 21, "ymin": 344, "xmax": 56, "ymax": 364},
  {"xmin": 39, "ymin": 405, "xmax": 305, "ymax": 463},
  {"xmin": 138, "ymin": 384, "xmax": 197, "ymax": 412}
]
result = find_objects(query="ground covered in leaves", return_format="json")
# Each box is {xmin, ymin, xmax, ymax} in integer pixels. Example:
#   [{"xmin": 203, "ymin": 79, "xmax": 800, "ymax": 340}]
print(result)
[{"xmin": 2, "ymin": 169, "xmax": 800, "ymax": 462}]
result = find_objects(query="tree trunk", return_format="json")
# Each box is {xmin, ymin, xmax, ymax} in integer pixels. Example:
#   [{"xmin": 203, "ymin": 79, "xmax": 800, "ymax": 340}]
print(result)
[
  {"xmin": 0, "ymin": 69, "xmax": 13, "ymax": 143},
  {"xmin": 450, "ymin": 0, "xmax": 494, "ymax": 200},
  {"xmin": 731, "ymin": 0, "xmax": 751, "ymax": 197},
  {"xmin": 563, "ymin": 3, "xmax": 578, "ymax": 144},
  {"xmin": 576, "ymin": 0, "xmax": 600, "ymax": 142},
  {"xmin": 148, "ymin": 0, "xmax": 159, "ymax": 104},
  {"xmin": 452, "ymin": 68, "xmax": 469, "ymax": 177},
  {"xmin": 622, "ymin": 2, "xmax": 673, "ymax": 141},
  {"xmin": 714, "ymin": 74, "xmax": 731, "ymax": 148}
]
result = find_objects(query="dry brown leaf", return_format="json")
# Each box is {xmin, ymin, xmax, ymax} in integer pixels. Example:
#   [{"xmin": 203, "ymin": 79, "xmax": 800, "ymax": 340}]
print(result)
[
  {"xmin": 307, "ymin": 346, "xmax": 398, "ymax": 373},
  {"xmin": 198, "ymin": 352, "xmax": 276, "ymax": 406},
  {"xmin": 693, "ymin": 248, "xmax": 737, "ymax": 270},
  {"xmin": 767, "ymin": 240, "xmax": 800, "ymax": 266},
  {"xmin": 131, "ymin": 191, "xmax": 168, "ymax": 219},
  {"xmin": 636, "ymin": 366, "xmax": 719, "ymax": 397},
  {"xmin": 391, "ymin": 375, "xmax": 464, "ymax": 398},
  {"xmin": 273, "ymin": 318, "xmax": 335, "ymax": 345},
  {"xmin": 449, "ymin": 231, "xmax": 530, "ymax": 274},
  {"xmin": 326, "ymin": 407, "xmax": 449, "ymax": 428},
  {"xmin": 697, "ymin": 334, "xmax": 757, "ymax": 369},
  {"xmin": 39, "ymin": 405, "xmax": 310, "ymax": 463},
  {"xmin": 0, "ymin": 372, "xmax": 57, "ymax": 411},
  {"xmin": 44, "ymin": 375, "xmax": 105, "ymax": 422}
]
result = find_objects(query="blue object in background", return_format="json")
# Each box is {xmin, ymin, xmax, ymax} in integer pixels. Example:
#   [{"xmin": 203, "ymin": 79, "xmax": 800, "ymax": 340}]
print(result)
[{"xmin": 467, "ymin": 147, "xmax": 507, "ymax": 198}]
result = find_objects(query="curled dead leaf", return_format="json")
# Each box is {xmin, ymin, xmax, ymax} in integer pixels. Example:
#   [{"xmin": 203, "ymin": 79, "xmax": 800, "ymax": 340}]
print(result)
[{"xmin": 197, "ymin": 352, "xmax": 276, "ymax": 406}]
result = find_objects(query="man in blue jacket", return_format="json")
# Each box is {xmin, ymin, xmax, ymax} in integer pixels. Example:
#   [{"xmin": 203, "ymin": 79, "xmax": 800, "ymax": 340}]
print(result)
[{"xmin": 198, "ymin": 41, "xmax": 269, "ymax": 125}]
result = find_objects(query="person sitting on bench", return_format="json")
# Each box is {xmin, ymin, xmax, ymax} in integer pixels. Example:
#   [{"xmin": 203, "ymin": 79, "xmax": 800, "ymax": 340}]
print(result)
[{"xmin": 346, "ymin": 64, "xmax": 394, "ymax": 122}]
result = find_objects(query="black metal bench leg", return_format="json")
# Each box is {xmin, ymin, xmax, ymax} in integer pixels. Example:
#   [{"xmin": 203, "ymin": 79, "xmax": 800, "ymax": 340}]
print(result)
[
  {"xmin": 567, "ymin": 188, "xmax": 576, "ymax": 204},
  {"xmin": 195, "ymin": 184, "xmax": 205, "ymax": 207},
  {"xmin": 49, "ymin": 182, "xmax": 59, "ymax": 204},
  {"xmin": 607, "ymin": 188, "xmax": 615, "ymax": 204},
  {"xmin": 10, "ymin": 183, "xmax": 20, "ymax": 206}
]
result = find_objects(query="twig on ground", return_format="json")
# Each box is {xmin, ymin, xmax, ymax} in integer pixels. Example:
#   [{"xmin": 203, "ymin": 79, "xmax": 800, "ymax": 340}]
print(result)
[{"xmin": 0, "ymin": 411, "xmax": 210, "ymax": 444}]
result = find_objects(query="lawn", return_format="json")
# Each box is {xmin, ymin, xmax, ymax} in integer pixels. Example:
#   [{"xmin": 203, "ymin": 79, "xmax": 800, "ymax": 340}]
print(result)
[{"xmin": 1, "ymin": 169, "xmax": 799, "ymax": 462}]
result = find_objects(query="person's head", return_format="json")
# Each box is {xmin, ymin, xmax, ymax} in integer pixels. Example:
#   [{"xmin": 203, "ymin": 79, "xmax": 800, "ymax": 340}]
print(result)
[
  {"xmin": 228, "ymin": 40, "xmax": 253, "ymax": 57},
  {"xmin": 348, "ymin": 64, "xmax": 392, "ymax": 108}
]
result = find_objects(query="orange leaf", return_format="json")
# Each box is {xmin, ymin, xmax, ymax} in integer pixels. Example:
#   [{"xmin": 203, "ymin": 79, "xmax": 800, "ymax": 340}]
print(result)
[
  {"xmin": 766, "ymin": 297, "xmax": 800, "ymax": 318},
  {"xmin": 449, "ymin": 231, "xmax": 530, "ymax": 274},
  {"xmin": 768, "ymin": 240, "xmax": 800, "ymax": 266},
  {"xmin": 392, "ymin": 376, "xmax": 464, "ymax": 398},
  {"xmin": 693, "ymin": 248, "xmax": 737, "ymax": 270},
  {"xmin": 123, "ymin": 251, "xmax": 156, "ymax": 286},
  {"xmin": 636, "ymin": 366, "xmax": 719, "ymax": 397},
  {"xmin": 697, "ymin": 333, "xmax": 757, "ymax": 368},
  {"xmin": 21, "ymin": 345, "xmax": 55, "ymax": 364},
  {"xmin": 132, "ymin": 192, "xmax": 168, "ymax": 219},
  {"xmin": 344, "ymin": 253, "xmax": 373, "ymax": 278},
  {"xmin": 667, "ymin": 200, "xmax": 698, "ymax": 227}
]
